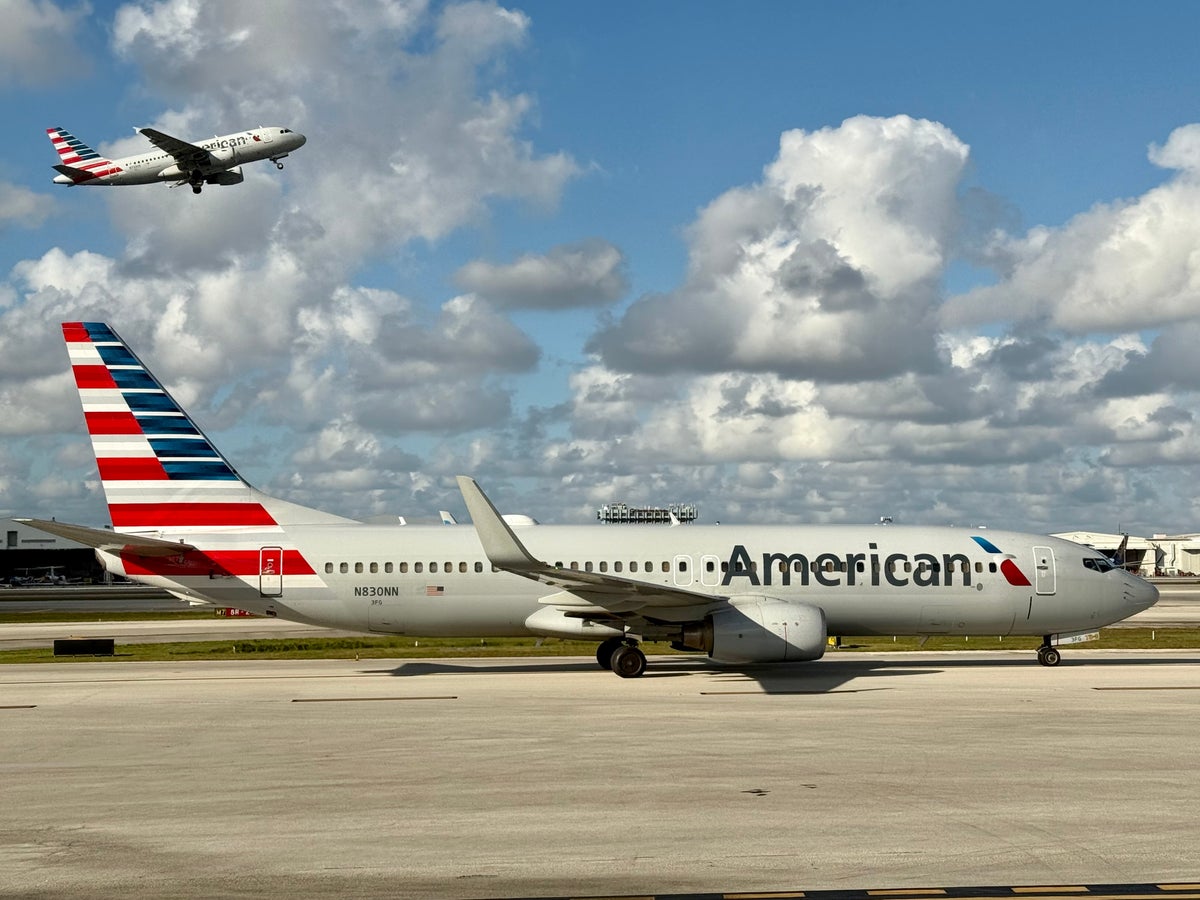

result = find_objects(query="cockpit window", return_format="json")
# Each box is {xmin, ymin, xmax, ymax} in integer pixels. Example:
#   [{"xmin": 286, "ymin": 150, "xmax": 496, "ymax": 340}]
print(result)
[
  {"xmin": 281, "ymin": 128, "xmax": 292, "ymax": 133},
  {"xmin": 1082, "ymin": 556, "xmax": 1116, "ymax": 573}
]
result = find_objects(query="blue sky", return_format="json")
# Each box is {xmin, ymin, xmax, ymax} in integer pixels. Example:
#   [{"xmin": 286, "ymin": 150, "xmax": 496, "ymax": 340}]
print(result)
[{"xmin": 4, "ymin": 0, "xmax": 1200, "ymax": 535}]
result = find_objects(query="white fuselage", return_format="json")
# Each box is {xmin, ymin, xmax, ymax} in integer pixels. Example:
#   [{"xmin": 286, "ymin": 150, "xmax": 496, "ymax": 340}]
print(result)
[{"xmin": 98, "ymin": 522, "xmax": 1158, "ymax": 643}]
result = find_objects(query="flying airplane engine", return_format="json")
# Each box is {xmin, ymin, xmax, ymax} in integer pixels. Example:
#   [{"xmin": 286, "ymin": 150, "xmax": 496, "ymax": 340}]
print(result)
[
  {"xmin": 682, "ymin": 597, "xmax": 827, "ymax": 664},
  {"xmin": 207, "ymin": 166, "xmax": 243, "ymax": 185}
]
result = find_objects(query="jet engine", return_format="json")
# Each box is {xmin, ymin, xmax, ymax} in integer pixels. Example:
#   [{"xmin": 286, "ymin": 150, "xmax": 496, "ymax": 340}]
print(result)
[
  {"xmin": 206, "ymin": 166, "xmax": 244, "ymax": 186},
  {"xmin": 679, "ymin": 596, "xmax": 826, "ymax": 664}
]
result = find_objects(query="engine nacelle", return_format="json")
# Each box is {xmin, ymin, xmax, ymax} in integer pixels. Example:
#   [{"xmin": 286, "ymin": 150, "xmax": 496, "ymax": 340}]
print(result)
[
  {"xmin": 682, "ymin": 596, "xmax": 827, "ymax": 664},
  {"xmin": 206, "ymin": 166, "xmax": 244, "ymax": 186}
]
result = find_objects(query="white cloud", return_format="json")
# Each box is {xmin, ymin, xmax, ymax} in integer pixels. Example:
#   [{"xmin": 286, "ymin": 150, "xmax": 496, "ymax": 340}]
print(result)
[
  {"xmin": 0, "ymin": 183, "xmax": 56, "ymax": 230},
  {"xmin": 453, "ymin": 239, "xmax": 628, "ymax": 309},
  {"xmin": 943, "ymin": 124, "xmax": 1200, "ymax": 333},
  {"xmin": 0, "ymin": 0, "xmax": 89, "ymax": 87},
  {"xmin": 588, "ymin": 115, "xmax": 967, "ymax": 381}
]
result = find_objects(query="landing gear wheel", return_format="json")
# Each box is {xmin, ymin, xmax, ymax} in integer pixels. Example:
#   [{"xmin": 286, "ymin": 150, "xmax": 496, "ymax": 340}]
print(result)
[
  {"xmin": 610, "ymin": 645, "xmax": 647, "ymax": 679},
  {"xmin": 191, "ymin": 184, "xmax": 202, "ymax": 194},
  {"xmin": 596, "ymin": 637, "xmax": 624, "ymax": 671},
  {"xmin": 1037, "ymin": 646, "xmax": 1062, "ymax": 667},
  {"xmin": 275, "ymin": 161, "xmax": 284, "ymax": 170}
]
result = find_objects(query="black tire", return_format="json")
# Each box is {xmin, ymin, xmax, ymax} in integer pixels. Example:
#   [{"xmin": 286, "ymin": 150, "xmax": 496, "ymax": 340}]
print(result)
[
  {"xmin": 611, "ymin": 645, "xmax": 647, "ymax": 679},
  {"xmin": 1038, "ymin": 646, "xmax": 1062, "ymax": 667},
  {"xmin": 596, "ymin": 637, "xmax": 624, "ymax": 670}
]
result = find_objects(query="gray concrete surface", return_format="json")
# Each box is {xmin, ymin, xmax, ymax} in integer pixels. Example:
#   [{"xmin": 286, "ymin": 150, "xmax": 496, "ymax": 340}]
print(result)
[{"xmin": 2, "ymin": 652, "xmax": 1199, "ymax": 899}]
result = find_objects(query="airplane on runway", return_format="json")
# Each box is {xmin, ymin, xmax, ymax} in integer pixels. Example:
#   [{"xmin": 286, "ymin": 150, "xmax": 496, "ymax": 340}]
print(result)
[
  {"xmin": 47, "ymin": 125, "xmax": 306, "ymax": 194},
  {"xmin": 20, "ymin": 322, "xmax": 1159, "ymax": 678}
]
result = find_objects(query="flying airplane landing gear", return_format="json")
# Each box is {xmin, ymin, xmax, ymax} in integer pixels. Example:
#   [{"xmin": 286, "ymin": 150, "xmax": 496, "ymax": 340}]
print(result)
[
  {"xmin": 610, "ymin": 643, "xmax": 647, "ymax": 679},
  {"xmin": 191, "ymin": 184, "xmax": 202, "ymax": 195},
  {"xmin": 271, "ymin": 158, "xmax": 285, "ymax": 170},
  {"xmin": 1037, "ymin": 637, "xmax": 1062, "ymax": 667}
]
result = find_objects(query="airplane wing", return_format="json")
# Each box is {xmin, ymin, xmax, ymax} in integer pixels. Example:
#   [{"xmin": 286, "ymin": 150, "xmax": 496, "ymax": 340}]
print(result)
[
  {"xmin": 456, "ymin": 476, "xmax": 724, "ymax": 614},
  {"xmin": 16, "ymin": 519, "xmax": 197, "ymax": 558},
  {"xmin": 139, "ymin": 127, "xmax": 213, "ymax": 168}
]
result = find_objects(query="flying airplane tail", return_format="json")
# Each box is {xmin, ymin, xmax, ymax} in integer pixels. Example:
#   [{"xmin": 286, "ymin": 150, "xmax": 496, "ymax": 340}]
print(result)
[
  {"xmin": 62, "ymin": 322, "xmax": 354, "ymax": 535},
  {"xmin": 46, "ymin": 127, "xmax": 118, "ymax": 182}
]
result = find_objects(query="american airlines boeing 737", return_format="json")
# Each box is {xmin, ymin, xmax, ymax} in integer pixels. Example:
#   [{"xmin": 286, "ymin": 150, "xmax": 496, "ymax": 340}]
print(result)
[
  {"xmin": 47, "ymin": 125, "xmax": 305, "ymax": 194},
  {"xmin": 22, "ymin": 323, "xmax": 1158, "ymax": 677}
]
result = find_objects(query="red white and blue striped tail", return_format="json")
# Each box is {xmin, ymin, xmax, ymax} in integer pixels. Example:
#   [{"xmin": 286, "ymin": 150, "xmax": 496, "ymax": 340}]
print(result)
[
  {"xmin": 46, "ymin": 126, "xmax": 118, "ymax": 183},
  {"xmin": 63, "ymin": 322, "xmax": 352, "ymax": 534}
]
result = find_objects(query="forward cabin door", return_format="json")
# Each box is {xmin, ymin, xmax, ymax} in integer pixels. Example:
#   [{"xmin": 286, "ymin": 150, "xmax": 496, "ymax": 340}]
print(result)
[
  {"xmin": 1032, "ymin": 545, "xmax": 1056, "ymax": 595},
  {"xmin": 259, "ymin": 546, "xmax": 283, "ymax": 597}
]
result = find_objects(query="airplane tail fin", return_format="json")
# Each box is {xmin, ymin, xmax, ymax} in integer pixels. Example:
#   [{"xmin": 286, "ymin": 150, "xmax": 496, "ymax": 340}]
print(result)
[
  {"xmin": 46, "ymin": 127, "xmax": 116, "ymax": 182},
  {"xmin": 62, "ymin": 322, "xmax": 355, "ymax": 534}
]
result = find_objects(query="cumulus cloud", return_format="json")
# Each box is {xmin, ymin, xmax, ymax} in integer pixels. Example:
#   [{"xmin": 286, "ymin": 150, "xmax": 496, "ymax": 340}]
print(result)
[
  {"xmin": 943, "ymin": 123, "xmax": 1200, "ymax": 333},
  {"xmin": 588, "ymin": 115, "xmax": 968, "ymax": 381},
  {"xmin": 453, "ymin": 239, "xmax": 628, "ymax": 309},
  {"xmin": 0, "ymin": 0, "xmax": 89, "ymax": 87}
]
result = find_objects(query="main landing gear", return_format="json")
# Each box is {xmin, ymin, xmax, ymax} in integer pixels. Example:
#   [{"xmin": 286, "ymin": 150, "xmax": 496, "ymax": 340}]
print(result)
[
  {"xmin": 270, "ymin": 156, "xmax": 286, "ymax": 170},
  {"xmin": 596, "ymin": 637, "xmax": 647, "ymax": 679},
  {"xmin": 1037, "ymin": 636, "xmax": 1062, "ymax": 667}
]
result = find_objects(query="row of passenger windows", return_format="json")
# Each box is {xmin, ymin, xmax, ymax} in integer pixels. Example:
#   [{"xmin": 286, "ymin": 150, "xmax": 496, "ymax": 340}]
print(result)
[{"xmin": 323, "ymin": 558, "xmax": 1003, "ymax": 575}]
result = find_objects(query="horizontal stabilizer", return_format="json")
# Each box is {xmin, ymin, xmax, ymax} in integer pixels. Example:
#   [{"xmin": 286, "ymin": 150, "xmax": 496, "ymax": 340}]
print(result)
[
  {"xmin": 53, "ymin": 163, "xmax": 92, "ymax": 178},
  {"xmin": 16, "ymin": 519, "xmax": 196, "ymax": 557}
]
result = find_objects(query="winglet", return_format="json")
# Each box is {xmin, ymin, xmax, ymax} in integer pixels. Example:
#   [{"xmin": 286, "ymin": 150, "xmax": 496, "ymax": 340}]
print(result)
[{"xmin": 455, "ymin": 476, "xmax": 540, "ymax": 570}]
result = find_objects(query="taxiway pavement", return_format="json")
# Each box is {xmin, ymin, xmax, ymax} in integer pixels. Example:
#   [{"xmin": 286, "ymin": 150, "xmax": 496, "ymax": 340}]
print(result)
[{"xmin": 2, "ymin": 652, "xmax": 1199, "ymax": 899}]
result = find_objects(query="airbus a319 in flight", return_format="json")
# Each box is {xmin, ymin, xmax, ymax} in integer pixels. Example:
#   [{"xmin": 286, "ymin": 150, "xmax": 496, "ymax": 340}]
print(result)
[
  {"xmin": 22, "ymin": 323, "xmax": 1158, "ymax": 678},
  {"xmin": 47, "ymin": 125, "xmax": 305, "ymax": 194}
]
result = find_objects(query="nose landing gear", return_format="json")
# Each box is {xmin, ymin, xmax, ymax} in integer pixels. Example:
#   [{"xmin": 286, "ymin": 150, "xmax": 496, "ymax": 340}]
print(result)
[{"xmin": 1037, "ymin": 637, "xmax": 1062, "ymax": 667}]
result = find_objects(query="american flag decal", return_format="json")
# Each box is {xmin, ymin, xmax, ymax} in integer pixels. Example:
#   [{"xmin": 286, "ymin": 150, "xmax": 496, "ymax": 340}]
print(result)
[{"xmin": 425, "ymin": 585, "xmax": 445, "ymax": 596}]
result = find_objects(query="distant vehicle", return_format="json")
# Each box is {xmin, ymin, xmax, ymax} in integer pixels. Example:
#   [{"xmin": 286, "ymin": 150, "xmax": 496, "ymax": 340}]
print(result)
[
  {"xmin": 46, "ymin": 125, "xmax": 306, "ymax": 194},
  {"xmin": 22, "ymin": 322, "xmax": 1159, "ymax": 678}
]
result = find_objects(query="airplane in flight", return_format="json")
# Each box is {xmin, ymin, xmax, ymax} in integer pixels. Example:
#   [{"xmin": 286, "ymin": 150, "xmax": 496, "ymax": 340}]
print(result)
[
  {"xmin": 47, "ymin": 125, "xmax": 306, "ymax": 194},
  {"xmin": 21, "ymin": 323, "xmax": 1159, "ymax": 678}
]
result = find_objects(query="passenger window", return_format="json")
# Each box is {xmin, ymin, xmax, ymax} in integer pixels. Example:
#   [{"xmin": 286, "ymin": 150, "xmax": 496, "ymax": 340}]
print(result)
[
  {"xmin": 415, "ymin": 562, "xmax": 423, "ymax": 574},
  {"xmin": 325, "ymin": 562, "xmax": 333, "ymax": 574},
  {"xmin": 975, "ymin": 562, "xmax": 982, "ymax": 573},
  {"xmin": 370, "ymin": 562, "xmax": 378, "ymax": 574},
  {"xmin": 599, "ymin": 561, "xmax": 608, "ymax": 573},
  {"xmin": 459, "ymin": 562, "xmax": 467, "ymax": 573},
  {"xmin": 661, "ymin": 561, "xmax": 670, "ymax": 573},
  {"xmin": 570, "ymin": 561, "xmax": 578, "ymax": 569},
  {"xmin": 429, "ymin": 562, "xmax": 438, "ymax": 573},
  {"xmin": 614, "ymin": 561, "xmax": 623, "ymax": 573},
  {"xmin": 630, "ymin": 562, "xmax": 639, "ymax": 573},
  {"xmin": 585, "ymin": 562, "xmax": 594, "ymax": 573},
  {"xmin": 355, "ymin": 562, "xmax": 363, "ymax": 574},
  {"xmin": 706, "ymin": 560, "xmax": 715, "ymax": 572},
  {"xmin": 989, "ymin": 562, "xmax": 997, "ymax": 573},
  {"xmin": 646, "ymin": 561, "xmax": 653, "ymax": 572},
  {"xmin": 445, "ymin": 561, "xmax": 452, "ymax": 572},
  {"xmin": 340, "ymin": 563, "xmax": 348, "ymax": 574},
  {"xmin": 399, "ymin": 562, "xmax": 408, "ymax": 574},
  {"xmin": 474, "ymin": 562, "xmax": 483, "ymax": 573},
  {"xmin": 679, "ymin": 560, "xmax": 688, "ymax": 572},
  {"xmin": 385, "ymin": 562, "xmax": 393, "ymax": 574}
]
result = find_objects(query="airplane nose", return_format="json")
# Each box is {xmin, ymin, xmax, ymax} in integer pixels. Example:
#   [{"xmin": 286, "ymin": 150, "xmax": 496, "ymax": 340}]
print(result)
[
  {"xmin": 1128, "ymin": 575, "xmax": 1159, "ymax": 610},
  {"xmin": 294, "ymin": 133, "xmax": 306, "ymax": 148}
]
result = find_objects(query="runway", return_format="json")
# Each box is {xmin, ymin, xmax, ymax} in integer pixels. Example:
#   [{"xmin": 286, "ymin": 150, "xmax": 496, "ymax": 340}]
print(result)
[{"xmin": 2, "ymin": 652, "xmax": 1199, "ymax": 899}]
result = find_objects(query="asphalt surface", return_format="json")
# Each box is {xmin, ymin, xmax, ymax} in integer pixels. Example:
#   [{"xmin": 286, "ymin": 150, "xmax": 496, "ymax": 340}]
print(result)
[{"xmin": 2, "ymin": 652, "xmax": 1199, "ymax": 898}]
